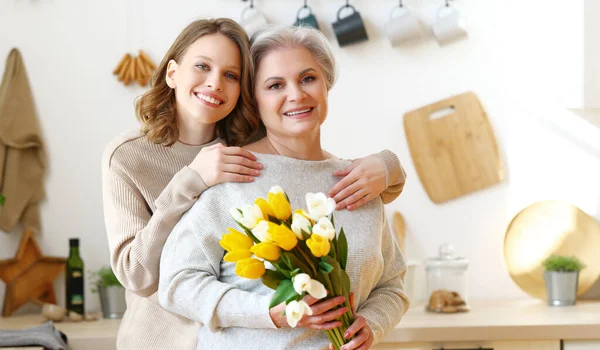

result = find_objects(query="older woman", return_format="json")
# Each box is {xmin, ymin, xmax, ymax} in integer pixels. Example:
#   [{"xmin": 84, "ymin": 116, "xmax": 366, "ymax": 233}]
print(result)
[{"xmin": 158, "ymin": 25, "xmax": 409, "ymax": 350}]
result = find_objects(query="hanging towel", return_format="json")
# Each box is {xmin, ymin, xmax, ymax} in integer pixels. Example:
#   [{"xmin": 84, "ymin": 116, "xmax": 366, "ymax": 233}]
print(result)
[{"xmin": 0, "ymin": 48, "xmax": 46, "ymax": 234}]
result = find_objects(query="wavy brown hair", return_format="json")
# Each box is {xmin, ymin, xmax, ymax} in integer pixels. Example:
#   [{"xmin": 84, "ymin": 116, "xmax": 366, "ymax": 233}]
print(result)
[{"xmin": 135, "ymin": 18, "xmax": 259, "ymax": 146}]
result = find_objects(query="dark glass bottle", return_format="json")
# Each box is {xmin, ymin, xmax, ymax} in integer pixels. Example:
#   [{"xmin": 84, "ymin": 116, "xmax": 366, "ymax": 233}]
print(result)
[{"xmin": 66, "ymin": 238, "xmax": 85, "ymax": 315}]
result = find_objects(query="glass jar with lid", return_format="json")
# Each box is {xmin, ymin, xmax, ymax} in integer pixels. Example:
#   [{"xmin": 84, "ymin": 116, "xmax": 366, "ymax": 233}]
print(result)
[{"xmin": 425, "ymin": 243, "xmax": 469, "ymax": 313}]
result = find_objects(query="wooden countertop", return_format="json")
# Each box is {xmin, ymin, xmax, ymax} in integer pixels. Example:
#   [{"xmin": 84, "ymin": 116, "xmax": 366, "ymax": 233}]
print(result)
[
  {"xmin": 1, "ymin": 300, "xmax": 600, "ymax": 347},
  {"xmin": 0, "ymin": 314, "xmax": 120, "ymax": 350},
  {"xmin": 386, "ymin": 299, "xmax": 600, "ymax": 342}
]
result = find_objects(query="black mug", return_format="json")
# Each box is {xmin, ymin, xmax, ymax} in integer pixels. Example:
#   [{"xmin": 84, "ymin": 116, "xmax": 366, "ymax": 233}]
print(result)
[
  {"xmin": 294, "ymin": 6, "xmax": 319, "ymax": 30},
  {"xmin": 332, "ymin": 5, "xmax": 368, "ymax": 47}
]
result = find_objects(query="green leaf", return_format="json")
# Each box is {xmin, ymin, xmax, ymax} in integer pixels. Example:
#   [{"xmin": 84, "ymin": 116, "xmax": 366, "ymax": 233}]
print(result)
[
  {"xmin": 329, "ymin": 214, "xmax": 335, "ymax": 228},
  {"xmin": 243, "ymin": 227, "xmax": 261, "ymax": 244},
  {"xmin": 286, "ymin": 291, "xmax": 303, "ymax": 304},
  {"xmin": 300, "ymin": 229, "xmax": 311, "ymax": 241},
  {"xmin": 337, "ymin": 227, "xmax": 348, "ymax": 270},
  {"xmin": 262, "ymin": 269, "xmax": 287, "ymax": 290},
  {"xmin": 281, "ymin": 254, "xmax": 293, "ymax": 270},
  {"xmin": 274, "ymin": 263, "xmax": 291, "ymax": 279},
  {"xmin": 0, "ymin": 193, "xmax": 5, "ymax": 206},
  {"xmin": 321, "ymin": 256, "xmax": 343, "ymax": 296},
  {"xmin": 268, "ymin": 215, "xmax": 282, "ymax": 225},
  {"xmin": 283, "ymin": 252, "xmax": 313, "ymax": 276},
  {"xmin": 340, "ymin": 270, "xmax": 351, "ymax": 299},
  {"xmin": 319, "ymin": 261, "xmax": 333, "ymax": 274},
  {"xmin": 269, "ymin": 279, "xmax": 298, "ymax": 308}
]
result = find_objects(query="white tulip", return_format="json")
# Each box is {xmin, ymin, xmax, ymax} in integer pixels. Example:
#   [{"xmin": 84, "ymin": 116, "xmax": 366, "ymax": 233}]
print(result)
[
  {"xmin": 251, "ymin": 220, "xmax": 271, "ymax": 243},
  {"xmin": 293, "ymin": 273, "xmax": 328, "ymax": 299},
  {"xmin": 312, "ymin": 217, "xmax": 336, "ymax": 241},
  {"xmin": 269, "ymin": 185, "xmax": 285, "ymax": 194},
  {"xmin": 291, "ymin": 213, "xmax": 311, "ymax": 239},
  {"xmin": 230, "ymin": 204, "xmax": 264, "ymax": 229},
  {"xmin": 285, "ymin": 300, "xmax": 313, "ymax": 328},
  {"xmin": 305, "ymin": 192, "xmax": 336, "ymax": 221}
]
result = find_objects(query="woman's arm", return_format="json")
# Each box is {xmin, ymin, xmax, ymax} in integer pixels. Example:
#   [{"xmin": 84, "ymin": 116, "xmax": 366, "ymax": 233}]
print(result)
[
  {"xmin": 102, "ymin": 138, "xmax": 261, "ymax": 297},
  {"xmin": 328, "ymin": 149, "xmax": 407, "ymax": 210},
  {"xmin": 355, "ymin": 213, "xmax": 410, "ymax": 344},
  {"xmin": 157, "ymin": 193, "xmax": 277, "ymax": 331},
  {"xmin": 103, "ymin": 162, "xmax": 208, "ymax": 297}
]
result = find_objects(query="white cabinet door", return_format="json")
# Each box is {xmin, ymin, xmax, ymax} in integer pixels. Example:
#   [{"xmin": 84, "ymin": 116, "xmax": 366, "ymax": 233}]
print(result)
[
  {"xmin": 374, "ymin": 340, "xmax": 560, "ymax": 350},
  {"xmin": 564, "ymin": 340, "xmax": 600, "ymax": 350}
]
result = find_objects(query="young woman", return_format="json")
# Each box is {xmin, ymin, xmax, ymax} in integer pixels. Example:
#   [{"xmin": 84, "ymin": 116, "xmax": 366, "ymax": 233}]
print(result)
[
  {"xmin": 103, "ymin": 19, "xmax": 406, "ymax": 349},
  {"xmin": 158, "ymin": 25, "xmax": 409, "ymax": 350}
]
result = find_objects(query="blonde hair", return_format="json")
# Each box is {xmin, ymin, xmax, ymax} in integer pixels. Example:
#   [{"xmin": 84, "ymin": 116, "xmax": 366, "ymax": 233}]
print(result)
[
  {"xmin": 135, "ymin": 18, "xmax": 259, "ymax": 146},
  {"xmin": 250, "ymin": 25, "xmax": 338, "ymax": 90}
]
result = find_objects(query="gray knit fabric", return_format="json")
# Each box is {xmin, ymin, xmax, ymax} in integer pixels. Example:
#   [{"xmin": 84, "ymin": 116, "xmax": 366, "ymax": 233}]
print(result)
[
  {"xmin": 158, "ymin": 153, "xmax": 410, "ymax": 350},
  {"xmin": 0, "ymin": 321, "xmax": 67, "ymax": 349}
]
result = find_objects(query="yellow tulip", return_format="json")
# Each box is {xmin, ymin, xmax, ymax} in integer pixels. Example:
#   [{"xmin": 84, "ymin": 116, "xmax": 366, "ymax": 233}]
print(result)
[
  {"xmin": 270, "ymin": 224, "xmax": 298, "ymax": 251},
  {"xmin": 236, "ymin": 258, "xmax": 266, "ymax": 279},
  {"xmin": 306, "ymin": 234, "xmax": 330, "ymax": 257},
  {"xmin": 294, "ymin": 209, "xmax": 314, "ymax": 224},
  {"xmin": 268, "ymin": 192, "xmax": 292, "ymax": 221},
  {"xmin": 224, "ymin": 250, "xmax": 253, "ymax": 262},
  {"xmin": 250, "ymin": 242, "xmax": 281, "ymax": 261},
  {"xmin": 219, "ymin": 228, "xmax": 254, "ymax": 252},
  {"xmin": 255, "ymin": 198, "xmax": 276, "ymax": 220}
]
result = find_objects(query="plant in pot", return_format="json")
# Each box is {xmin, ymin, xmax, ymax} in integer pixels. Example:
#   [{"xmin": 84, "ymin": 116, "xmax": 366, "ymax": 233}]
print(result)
[
  {"xmin": 542, "ymin": 255, "xmax": 586, "ymax": 306},
  {"xmin": 90, "ymin": 266, "xmax": 126, "ymax": 319}
]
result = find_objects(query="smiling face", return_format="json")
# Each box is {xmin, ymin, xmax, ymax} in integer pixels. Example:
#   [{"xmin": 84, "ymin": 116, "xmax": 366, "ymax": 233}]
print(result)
[
  {"xmin": 166, "ymin": 33, "xmax": 242, "ymax": 128},
  {"xmin": 253, "ymin": 46, "xmax": 328, "ymax": 139}
]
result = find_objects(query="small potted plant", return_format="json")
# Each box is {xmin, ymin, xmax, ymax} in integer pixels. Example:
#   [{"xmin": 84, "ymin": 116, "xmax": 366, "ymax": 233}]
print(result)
[
  {"xmin": 91, "ymin": 266, "xmax": 126, "ymax": 319},
  {"xmin": 542, "ymin": 255, "xmax": 586, "ymax": 306}
]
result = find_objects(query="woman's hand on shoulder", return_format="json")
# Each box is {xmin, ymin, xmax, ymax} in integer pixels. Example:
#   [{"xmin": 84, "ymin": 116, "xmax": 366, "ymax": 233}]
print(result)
[
  {"xmin": 189, "ymin": 143, "xmax": 263, "ymax": 187},
  {"xmin": 328, "ymin": 155, "xmax": 386, "ymax": 211}
]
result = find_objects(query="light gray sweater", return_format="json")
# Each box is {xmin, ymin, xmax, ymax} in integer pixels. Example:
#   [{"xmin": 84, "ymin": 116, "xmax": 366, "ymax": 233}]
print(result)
[{"xmin": 158, "ymin": 153, "xmax": 410, "ymax": 350}]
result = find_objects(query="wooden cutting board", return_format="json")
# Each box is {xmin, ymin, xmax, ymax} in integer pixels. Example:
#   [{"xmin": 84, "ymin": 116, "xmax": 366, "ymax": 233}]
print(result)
[
  {"xmin": 392, "ymin": 211, "xmax": 406, "ymax": 254},
  {"xmin": 403, "ymin": 91, "xmax": 503, "ymax": 204}
]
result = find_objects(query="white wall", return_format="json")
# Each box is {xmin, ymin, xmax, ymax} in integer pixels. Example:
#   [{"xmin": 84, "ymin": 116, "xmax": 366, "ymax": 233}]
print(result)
[
  {"xmin": 585, "ymin": 0, "xmax": 600, "ymax": 108},
  {"xmin": 0, "ymin": 0, "xmax": 595, "ymax": 314}
]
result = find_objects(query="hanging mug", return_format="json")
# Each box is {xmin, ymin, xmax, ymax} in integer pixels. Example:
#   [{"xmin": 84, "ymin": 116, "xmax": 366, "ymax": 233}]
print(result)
[
  {"xmin": 431, "ymin": 5, "xmax": 467, "ymax": 45},
  {"xmin": 294, "ymin": 5, "xmax": 319, "ymax": 30},
  {"xmin": 241, "ymin": 6, "xmax": 268, "ymax": 37},
  {"xmin": 384, "ymin": 5, "xmax": 423, "ymax": 46},
  {"xmin": 332, "ymin": 5, "xmax": 369, "ymax": 47}
]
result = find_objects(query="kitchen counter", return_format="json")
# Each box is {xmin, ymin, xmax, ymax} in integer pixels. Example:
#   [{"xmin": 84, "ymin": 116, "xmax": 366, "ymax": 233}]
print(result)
[
  {"xmin": 1, "ymin": 300, "xmax": 599, "ymax": 349},
  {"xmin": 387, "ymin": 299, "xmax": 600, "ymax": 343}
]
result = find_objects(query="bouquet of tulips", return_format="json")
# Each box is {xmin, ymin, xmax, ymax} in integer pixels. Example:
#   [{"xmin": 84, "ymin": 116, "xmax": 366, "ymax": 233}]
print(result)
[{"xmin": 220, "ymin": 185, "xmax": 354, "ymax": 349}]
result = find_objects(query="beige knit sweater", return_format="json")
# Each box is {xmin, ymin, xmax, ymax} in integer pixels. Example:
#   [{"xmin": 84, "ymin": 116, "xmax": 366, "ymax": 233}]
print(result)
[
  {"xmin": 102, "ymin": 128, "xmax": 406, "ymax": 349},
  {"xmin": 158, "ymin": 153, "xmax": 410, "ymax": 350}
]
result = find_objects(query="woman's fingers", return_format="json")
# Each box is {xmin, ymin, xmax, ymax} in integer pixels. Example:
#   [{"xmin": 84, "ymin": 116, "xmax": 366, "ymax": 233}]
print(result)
[
  {"xmin": 221, "ymin": 163, "xmax": 261, "ymax": 177},
  {"xmin": 330, "ymin": 180, "xmax": 361, "ymax": 209},
  {"xmin": 343, "ymin": 315, "xmax": 366, "ymax": 340},
  {"xmin": 221, "ymin": 146, "xmax": 258, "ymax": 161},
  {"xmin": 341, "ymin": 327, "xmax": 368, "ymax": 350},
  {"xmin": 220, "ymin": 173, "xmax": 254, "ymax": 183},
  {"xmin": 335, "ymin": 188, "xmax": 368, "ymax": 210},
  {"xmin": 304, "ymin": 306, "xmax": 348, "ymax": 327},
  {"xmin": 224, "ymin": 155, "xmax": 263, "ymax": 170},
  {"xmin": 309, "ymin": 296, "xmax": 345, "ymax": 315}
]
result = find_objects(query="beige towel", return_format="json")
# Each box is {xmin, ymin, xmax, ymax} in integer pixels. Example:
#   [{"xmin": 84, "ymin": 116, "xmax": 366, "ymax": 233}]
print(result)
[{"xmin": 0, "ymin": 48, "xmax": 46, "ymax": 234}]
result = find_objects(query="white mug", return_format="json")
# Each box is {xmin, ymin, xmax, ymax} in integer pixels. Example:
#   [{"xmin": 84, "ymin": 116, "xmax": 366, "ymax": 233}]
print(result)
[
  {"xmin": 240, "ymin": 7, "xmax": 268, "ymax": 37},
  {"xmin": 431, "ymin": 6, "xmax": 467, "ymax": 45},
  {"xmin": 384, "ymin": 6, "xmax": 423, "ymax": 46}
]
